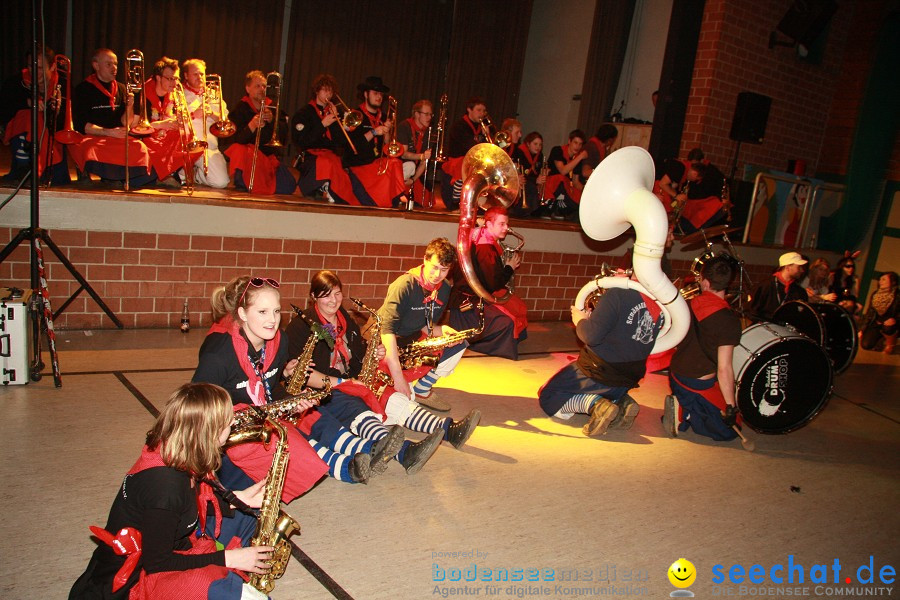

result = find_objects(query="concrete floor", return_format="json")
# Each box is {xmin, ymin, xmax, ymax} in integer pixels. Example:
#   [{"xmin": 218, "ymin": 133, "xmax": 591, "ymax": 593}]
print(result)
[{"xmin": 0, "ymin": 321, "xmax": 897, "ymax": 599}]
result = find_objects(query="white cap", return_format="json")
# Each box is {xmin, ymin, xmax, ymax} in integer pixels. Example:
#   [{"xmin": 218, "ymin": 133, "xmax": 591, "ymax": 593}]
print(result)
[{"xmin": 779, "ymin": 251, "xmax": 808, "ymax": 267}]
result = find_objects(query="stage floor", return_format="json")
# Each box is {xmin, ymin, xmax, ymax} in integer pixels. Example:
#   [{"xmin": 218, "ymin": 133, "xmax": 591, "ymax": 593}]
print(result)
[{"xmin": 0, "ymin": 322, "xmax": 897, "ymax": 599}]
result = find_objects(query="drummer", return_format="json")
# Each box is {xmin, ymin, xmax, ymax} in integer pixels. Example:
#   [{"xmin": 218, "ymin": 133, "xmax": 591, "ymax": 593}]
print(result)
[
  {"xmin": 662, "ymin": 255, "xmax": 742, "ymax": 441},
  {"xmin": 748, "ymin": 251, "xmax": 808, "ymax": 322}
]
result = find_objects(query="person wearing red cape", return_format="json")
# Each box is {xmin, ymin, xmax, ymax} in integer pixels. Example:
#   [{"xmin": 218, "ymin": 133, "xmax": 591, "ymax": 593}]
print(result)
[
  {"xmin": 69, "ymin": 383, "xmax": 273, "ymax": 600},
  {"xmin": 442, "ymin": 97, "xmax": 489, "ymax": 211},
  {"xmin": 540, "ymin": 129, "xmax": 588, "ymax": 220},
  {"xmin": 395, "ymin": 98, "xmax": 434, "ymax": 208}
]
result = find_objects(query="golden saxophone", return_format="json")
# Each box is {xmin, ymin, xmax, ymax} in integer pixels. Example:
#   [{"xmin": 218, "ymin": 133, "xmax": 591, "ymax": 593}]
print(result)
[
  {"xmin": 248, "ymin": 416, "xmax": 300, "ymax": 594},
  {"xmin": 285, "ymin": 305, "xmax": 332, "ymax": 396},
  {"xmin": 349, "ymin": 297, "xmax": 393, "ymax": 399},
  {"xmin": 399, "ymin": 300, "xmax": 485, "ymax": 369}
]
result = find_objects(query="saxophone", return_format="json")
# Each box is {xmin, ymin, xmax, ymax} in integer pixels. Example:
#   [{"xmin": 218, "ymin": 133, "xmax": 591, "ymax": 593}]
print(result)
[
  {"xmin": 399, "ymin": 300, "xmax": 485, "ymax": 369},
  {"xmin": 349, "ymin": 296, "xmax": 394, "ymax": 399},
  {"xmin": 285, "ymin": 305, "xmax": 332, "ymax": 396},
  {"xmin": 248, "ymin": 416, "xmax": 300, "ymax": 594}
]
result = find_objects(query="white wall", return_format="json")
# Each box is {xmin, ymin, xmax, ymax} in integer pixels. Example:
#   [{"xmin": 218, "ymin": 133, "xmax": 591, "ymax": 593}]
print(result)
[
  {"xmin": 516, "ymin": 0, "xmax": 596, "ymax": 146},
  {"xmin": 612, "ymin": 0, "xmax": 674, "ymax": 124}
]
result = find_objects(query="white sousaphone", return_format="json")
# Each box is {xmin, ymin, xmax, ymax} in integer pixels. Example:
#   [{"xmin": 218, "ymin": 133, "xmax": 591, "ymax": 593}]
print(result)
[{"xmin": 577, "ymin": 146, "xmax": 689, "ymax": 353}]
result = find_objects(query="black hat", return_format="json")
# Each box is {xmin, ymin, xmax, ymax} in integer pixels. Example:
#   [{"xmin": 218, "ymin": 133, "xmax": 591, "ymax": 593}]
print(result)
[{"xmin": 357, "ymin": 76, "xmax": 390, "ymax": 93}]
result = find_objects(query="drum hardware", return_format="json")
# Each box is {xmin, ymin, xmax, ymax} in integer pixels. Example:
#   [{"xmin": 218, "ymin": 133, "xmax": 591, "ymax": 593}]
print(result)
[
  {"xmin": 678, "ymin": 224, "xmax": 742, "ymax": 247},
  {"xmin": 731, "ymin": 425, "xmax": 755, "ymax": 451}
]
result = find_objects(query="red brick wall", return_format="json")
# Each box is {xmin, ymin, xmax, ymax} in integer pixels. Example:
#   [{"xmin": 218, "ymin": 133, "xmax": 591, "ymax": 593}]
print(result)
[
  {"xmin": 0, "ymin": 226, "xmax": 780, "ymax": 329},
  {"xmin": 682, "ymin": 0, "xmax": 854, "ymax": 177}
]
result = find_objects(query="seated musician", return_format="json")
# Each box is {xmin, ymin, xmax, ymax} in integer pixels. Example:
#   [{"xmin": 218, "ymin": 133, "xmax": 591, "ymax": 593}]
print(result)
[
  {"xmin": 510, "ymin": 131, "xmax": 547, "ymax": 216},
  {"xmin": 68, "ymin": 48, "xmax": 155, "ymax": 188},
  {"xmin": 654, "ymin": 147, "xmax": 706, "ymax": 209},
  {"xmin": 220, "ymin": 70, "xmax": 295, "ymax": 195},
  {"xmin": 442, "ymin": 96, "xmax": 489, "ymax": 211},
  {"xmin": 448, "ymin": 206, "xmax": 528, "ymax": 360},
  {"xmin": 748, "ymin": 251, "xmax": 808, "ymax": 322},
  {"xmin": 378, "ymin": 238, "xmax": 472, "ymax": 414},
  {"xmin": 290, "ymin": 73, "xmax": 356, "ymax": 203},
  {"xmin": 538, "ymin": 271, "xmax": 664, "ymax": 437},
  {"xmin": 181, "ymin": 58, "xmax": 230, "ymax": 189},
  {"xmin": 395, "ymin": 99, "xmax": 434, "ymax": 205},
  {"xmin": 540, "ymin": 129, "xmax": 587, "ymax": 220},
  {"xmin": 140, "ymin": 56, "xmax": 192, "ymax": 189},
  {"xmin": 663, "ymin": 256, "xmax": 742, "ymax": 442},
  {"xmin": 69, "ymin": 383, "xmax": 273, "ymax": 600},
  {"xmin": 342, "ymin": 76, "xmax": 406, "ymax": 208},
  {"xmin": 580, "ymin": 124, "xmax": 618, "ymax": 181},
  {"xmin": 673, "ymin": 161, "xmax": 729, "ymax": 234},
  {"xmin": 285, "ymin": 271, "xmax": 479, "ymax": 474},
  {"xmin": 0, "ymin": 45, "xmax": 70, "ymax": 185},
  {"xmin": 499, "ymin": 118, "xmax": 522, "ymax": 156},
  {"xmin": 192, "ymin": 275, "xmax": 395, "ymax": 489}
]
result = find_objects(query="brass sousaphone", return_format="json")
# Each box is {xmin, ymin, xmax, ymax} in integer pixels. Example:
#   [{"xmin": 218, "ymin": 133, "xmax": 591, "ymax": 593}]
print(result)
[{"xmin": 457, "ymin": 143, "xmax": 520, "ymax": 305}]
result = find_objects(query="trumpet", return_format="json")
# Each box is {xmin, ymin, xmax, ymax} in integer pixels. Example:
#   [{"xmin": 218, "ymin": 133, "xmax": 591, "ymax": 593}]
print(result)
[
  {"xmin": 248, "ymin": 71, "xmax": 283, "ymax": 192},
  {"xmin": 206, "ymin": 74, "xmax": 236, "ymax": 138}
]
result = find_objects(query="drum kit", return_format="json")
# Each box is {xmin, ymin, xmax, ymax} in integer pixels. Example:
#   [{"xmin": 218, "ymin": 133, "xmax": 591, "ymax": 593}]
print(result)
[{"xmin": 678, "ymin": 225, "xmax": 858, "ymax": 436}]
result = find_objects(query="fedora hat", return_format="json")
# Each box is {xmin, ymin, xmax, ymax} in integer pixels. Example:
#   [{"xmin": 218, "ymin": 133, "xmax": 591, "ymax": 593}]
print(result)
[{"xmin": 357, "ymin": 75, "xmax": 390, "ymax": 93}]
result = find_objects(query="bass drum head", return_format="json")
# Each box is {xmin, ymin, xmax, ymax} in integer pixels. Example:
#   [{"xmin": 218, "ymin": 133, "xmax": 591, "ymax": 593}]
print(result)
[
  {"xmin": 773, "ymin": 301, "xmax": 825, "ymax": 345},
  {"xmin": 734, "ymin": 323, "xmax": 833, "ymax": 434},
  {"xmin": 815, "ymin": 302, "xmax": 859, "ymax": 374}
]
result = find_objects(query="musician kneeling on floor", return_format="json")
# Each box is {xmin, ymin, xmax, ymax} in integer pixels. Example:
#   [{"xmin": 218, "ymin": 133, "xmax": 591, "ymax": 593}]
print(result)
[
  {"xmin": 69, "ymin": 383, "xmax": 273, "ymax": 600},
  {"xmin": 663, "ymin": 256, "xmax": 742, "ymax": 441},
  {"xmin": 537, "ymin": 273, "xmax": 664, "ymax": 437}
]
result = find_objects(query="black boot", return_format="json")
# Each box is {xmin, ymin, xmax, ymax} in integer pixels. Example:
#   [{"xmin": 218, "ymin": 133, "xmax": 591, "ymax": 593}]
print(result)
[
  {"xmin": 445, "ymin": 409, "xmax": 481, "ymax": 449},
  {"xmin": 370, "ymin": 425, "xmax": 406, "ymax": 474},
  {"xmin": 401, "ymin": 428, "xmax": 443, "ymax": 475},
  {"xmin": 348, "ymin": 452, "xmax": 372, "ymax": 484}
]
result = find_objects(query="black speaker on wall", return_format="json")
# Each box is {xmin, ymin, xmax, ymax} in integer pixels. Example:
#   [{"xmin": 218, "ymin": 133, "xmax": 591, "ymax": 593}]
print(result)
[
  {"xmin": 729, "ymin": 92, "xmax": 772, "ymax": 144},
  {"xmin": 776, "ymin": 0, "xmax": 838, "ymax": 47}
]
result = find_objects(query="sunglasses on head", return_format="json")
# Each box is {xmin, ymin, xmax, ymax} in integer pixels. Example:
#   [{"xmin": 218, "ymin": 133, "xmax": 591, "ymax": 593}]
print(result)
[{"xmin": 238, "ymin": 276, "xmax": 280, "ymax": 305}]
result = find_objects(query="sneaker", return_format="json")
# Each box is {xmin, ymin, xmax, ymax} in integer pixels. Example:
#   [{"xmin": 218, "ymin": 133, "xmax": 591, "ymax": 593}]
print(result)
[
  {"xmin": 582, "ymin": 398, "xmax": 619, "ymax": 437},
  {"xmin": 401, "ymin": 428, "xmax": 443, "ymax": 474},
  {"xmin": 369, "ymin": 425, "xmax": 406, "ymax": 474},
  {"xmin": 609, "ymin": 395, "xmax": 640, "ymax": 430},
  {"xmin": 415, "ymin": 390, "xmax": 451, "ymax": 412},
  {"xmin": 661, "ymin": 395, "xmax": 679, "ymax": 438},
  {"xmin": 445, "ymin": 409, "xmax": 481, "ymax": 449}
]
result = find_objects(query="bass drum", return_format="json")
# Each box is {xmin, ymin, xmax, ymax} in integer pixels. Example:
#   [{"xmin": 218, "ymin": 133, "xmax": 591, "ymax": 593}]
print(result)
[
  {"xmin": 773, "ymin": 300, "xmax": 858, "ymax": 374},
  {"xmin": 732, "ymin": 322, "xmax": 833, "ymax": 434}
]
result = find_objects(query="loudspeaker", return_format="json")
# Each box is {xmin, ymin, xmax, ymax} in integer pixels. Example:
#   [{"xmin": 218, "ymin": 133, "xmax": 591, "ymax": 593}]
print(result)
[
  {"xmin": 729, "ymin": 92, "xmax": 772, "ymax": 144},
  {"xmin": 776, "ymin": 0, "xmax": 838, "ymax": 47}
]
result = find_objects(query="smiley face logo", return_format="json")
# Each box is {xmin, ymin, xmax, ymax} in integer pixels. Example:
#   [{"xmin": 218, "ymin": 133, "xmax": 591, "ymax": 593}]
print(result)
[{"xmin": 668, "ymin": 558, "xmax": 696, "ymax": 588}]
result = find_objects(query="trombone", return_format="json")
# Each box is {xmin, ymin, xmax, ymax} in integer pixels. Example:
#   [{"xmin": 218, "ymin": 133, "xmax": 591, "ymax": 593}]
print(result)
[
  {"xmin": 480, "ymin": 112, "xmax": 496, "ymax": 145},
  {"xmin": 332, "ymin": 92, "xmax": 363, "ymax": 131},
  {"xmin": 53, "ymin": 54, "xmax": 82, "ymax": 145},
  {"xmin": 325, "ymin": 93, "xmax": 358, "ymax": 155},
  {"xmin": 173, "ymin": 80, "xmax": 208, "ymax": 195},
  {"xmin": 377, "ymin": 95, "xmax": 402, "ymax": 175},
  {"xmin": 420, "ymin": 92, "xmax": 447, "ymax": 208},
  {"xmin": 248, "ymin": 71, "xmax": 283, "ymax": 192},
  {"xmin": 124, "ymin": 49, "xmax": 154, "ymax": 191},
  {"xmin": 206, "ymin": 74, "xmax": 236, "ymax": 138}
]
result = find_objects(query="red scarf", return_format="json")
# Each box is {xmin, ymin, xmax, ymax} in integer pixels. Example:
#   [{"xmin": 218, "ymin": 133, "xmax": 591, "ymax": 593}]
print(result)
[
  {"xmin": 362, "ymin": 103, "xmax": 384, "ymax": 129},
  {"xmin": 774, "ymin": 270, "xmax": 793, "ymax": 291},
  {"xmin": 517, "ymin": 143, "xmax": 538, "ymax": 173},
  {"xmin": 21, "ymin": 67, "xmax": 58, "ymax": 98},
  {"xmin": 472, "ymin": 226, "xmax": 503, "ymax": 254},
  {"xmin": 183, "ymin": 83, "xmax": 203, "ymax": 95},
  {"xmin": 86, "ymin": 73, "xmax": 118, "ymax": 108},
  {"xmin": 405, "ymin": 117, "xmax": 426, "ymax": 152},
  {"xmin": 310, "ymin": 101, "xmax": 332, "ymax": 139},
  {"xmin": 207, "ymin": 315, "xmax": 282, "ymax": 407},
  {"xmin": 314, "ymin": 304, "xmax": 350, "ymax": 369},
  {"xmin": 408, "ymin": 265, "xmax": 443, "ymax": 305},
  {"xmin": 691, "ymin": 290, "xmax": 730, "ymax": 322},
  {"xmin": 143, "ymin": 79, "xmax": 172, "ymax": 121},
  {"xmin": 241, "ymin": 95, "xmax": 272, "ymax": 113},
  {"xmin": 463, "ymin": 115, "xmax": 480, "ymax": 140}
]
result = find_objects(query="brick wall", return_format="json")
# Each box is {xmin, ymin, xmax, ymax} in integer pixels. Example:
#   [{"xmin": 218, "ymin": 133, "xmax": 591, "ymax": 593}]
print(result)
[
  {"xmin": 682, "ymin": 0, "xmax": 854, "ymax": 177},
  {"xmin": 0, "ymin": 226, "xmax": 781, "ymax": 329}
]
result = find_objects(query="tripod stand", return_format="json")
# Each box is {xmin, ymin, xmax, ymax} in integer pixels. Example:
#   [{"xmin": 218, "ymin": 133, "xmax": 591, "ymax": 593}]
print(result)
[{"xmin": 0, "ymin": 1, "xmax": 123, "ymax": 386}]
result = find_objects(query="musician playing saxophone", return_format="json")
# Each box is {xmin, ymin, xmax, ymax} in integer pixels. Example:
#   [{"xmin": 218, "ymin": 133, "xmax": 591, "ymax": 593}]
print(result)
[
  {"xmin": 285, "ymin": 270, "xmax": 472, "ymax": 475},
  {"xmin": 449, "ymin": 206, "xmax": 528, "ymax": 360}
]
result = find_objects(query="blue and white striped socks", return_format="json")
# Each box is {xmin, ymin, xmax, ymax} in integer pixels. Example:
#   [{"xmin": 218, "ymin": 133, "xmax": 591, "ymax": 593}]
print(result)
[
  {"xmin": 405, "ymin": 405, "xmax": 448, "ymax": 434},
  {"xmin": 354, "ymin": 413, "xmax": 391, "ymax": 442},
  {"xmin": 559, "ymin": 393, "xmax": 600, "ymax": 417},
  {"xmin": 307, "ymin": 437, "xmax": 355, "ymax": 483},
  {"xmin": 332, "ymin": 427, "xmax": 373, "ymax": 455},
  {"xmin": 413, "ymin": 370, "xmax": 440, "ymax": 396}
]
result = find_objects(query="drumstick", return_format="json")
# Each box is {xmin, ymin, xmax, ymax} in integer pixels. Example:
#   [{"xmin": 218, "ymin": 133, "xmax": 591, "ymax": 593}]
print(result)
[{"xmin": 732, "ymin": 425, "xmax": 755, "ymax": 451}]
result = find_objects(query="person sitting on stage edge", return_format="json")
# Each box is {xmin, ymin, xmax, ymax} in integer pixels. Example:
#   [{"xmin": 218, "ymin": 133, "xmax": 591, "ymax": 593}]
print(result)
[
  {"xmin": 378, "ymin": 237, "xmax": 469, "ymax": 413},
  {"xmin": 221, "ymin": 70, "xmax": 294, "ymax": 195},
  {"xmin": 290, "ymin": 73, "xmax": 356, "ymax": 204},
  {"xmin": 499, "ymin": 117, "xmax": 522, "ymax": 155},
  {"xmin": 448, "ymin": 206, "xmax": 528, "ymax": 360},
  {"xmin": 443, "ymin": 96, "xmax": 489, "ymax": 211},
  {"xmin": 748, "ymin": 251, "xmax": 808, "ymax": 322},
  {"xmin": 69, "ymin": 48, "xmax": 156, "ymax": 188},
  {"xmin": 343, "ymin": 76, "xmax": 407, "ymax": 208},
  {"xmin": 181, "ymin": 58, "xmax": 230, "ymax": 189},
  {"xmin": 673, "ymin": 162, "xmax": 729, "ymax": 234},
  {"xmin": 140, "ymin": 56, "xmax": 191, "ymax": 189},
  {"xmin": 0, "ymin": 45, "xmax": 70, "ymax": 185},
  {"xmin": 69, "ymin": 383, "xmax": 273, "ymax": 600},
  {"xmin": 510, "ymin": 131, "xmax": 547, "ymax": 216},
  {"xmin": 541, "ymin": 129, "xmax": 588, "ymax": 220},
  {"xmin": 580, "ymin": 123, "xmax": 618, "ymax": 181},
  {"xmin": 538, "ymin": 271, "xmax": 664, "ymax": 437},
  {"xmin": 395, "ymin": 98, "xmax": 434, "ymax": 205},
  {"xmin": 859, "ymin": 271, "xmax": 898, "ymax": 354},
  {"xmin": 663, "ymin": 255, "xmax": 742, "ymax": 442},
  {"xmin": 286, "ymin": 270, "xmax": 479, "ymax": 473}
]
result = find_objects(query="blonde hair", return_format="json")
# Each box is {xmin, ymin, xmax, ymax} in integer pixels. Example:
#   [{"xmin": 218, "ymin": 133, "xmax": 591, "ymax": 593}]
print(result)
[
  {"xmin": 210, "ymin": 275, "xmax": 280, "ymax": 322},
  {"xmin": 146, "ymin": 383, "xmax": 233, "ymax": 476}
]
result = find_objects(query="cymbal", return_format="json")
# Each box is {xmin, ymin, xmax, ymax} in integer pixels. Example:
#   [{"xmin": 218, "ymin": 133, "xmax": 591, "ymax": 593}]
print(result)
[{"xmin": 678, "ymin": 225, "xmax": 742, "ymax": 246}]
